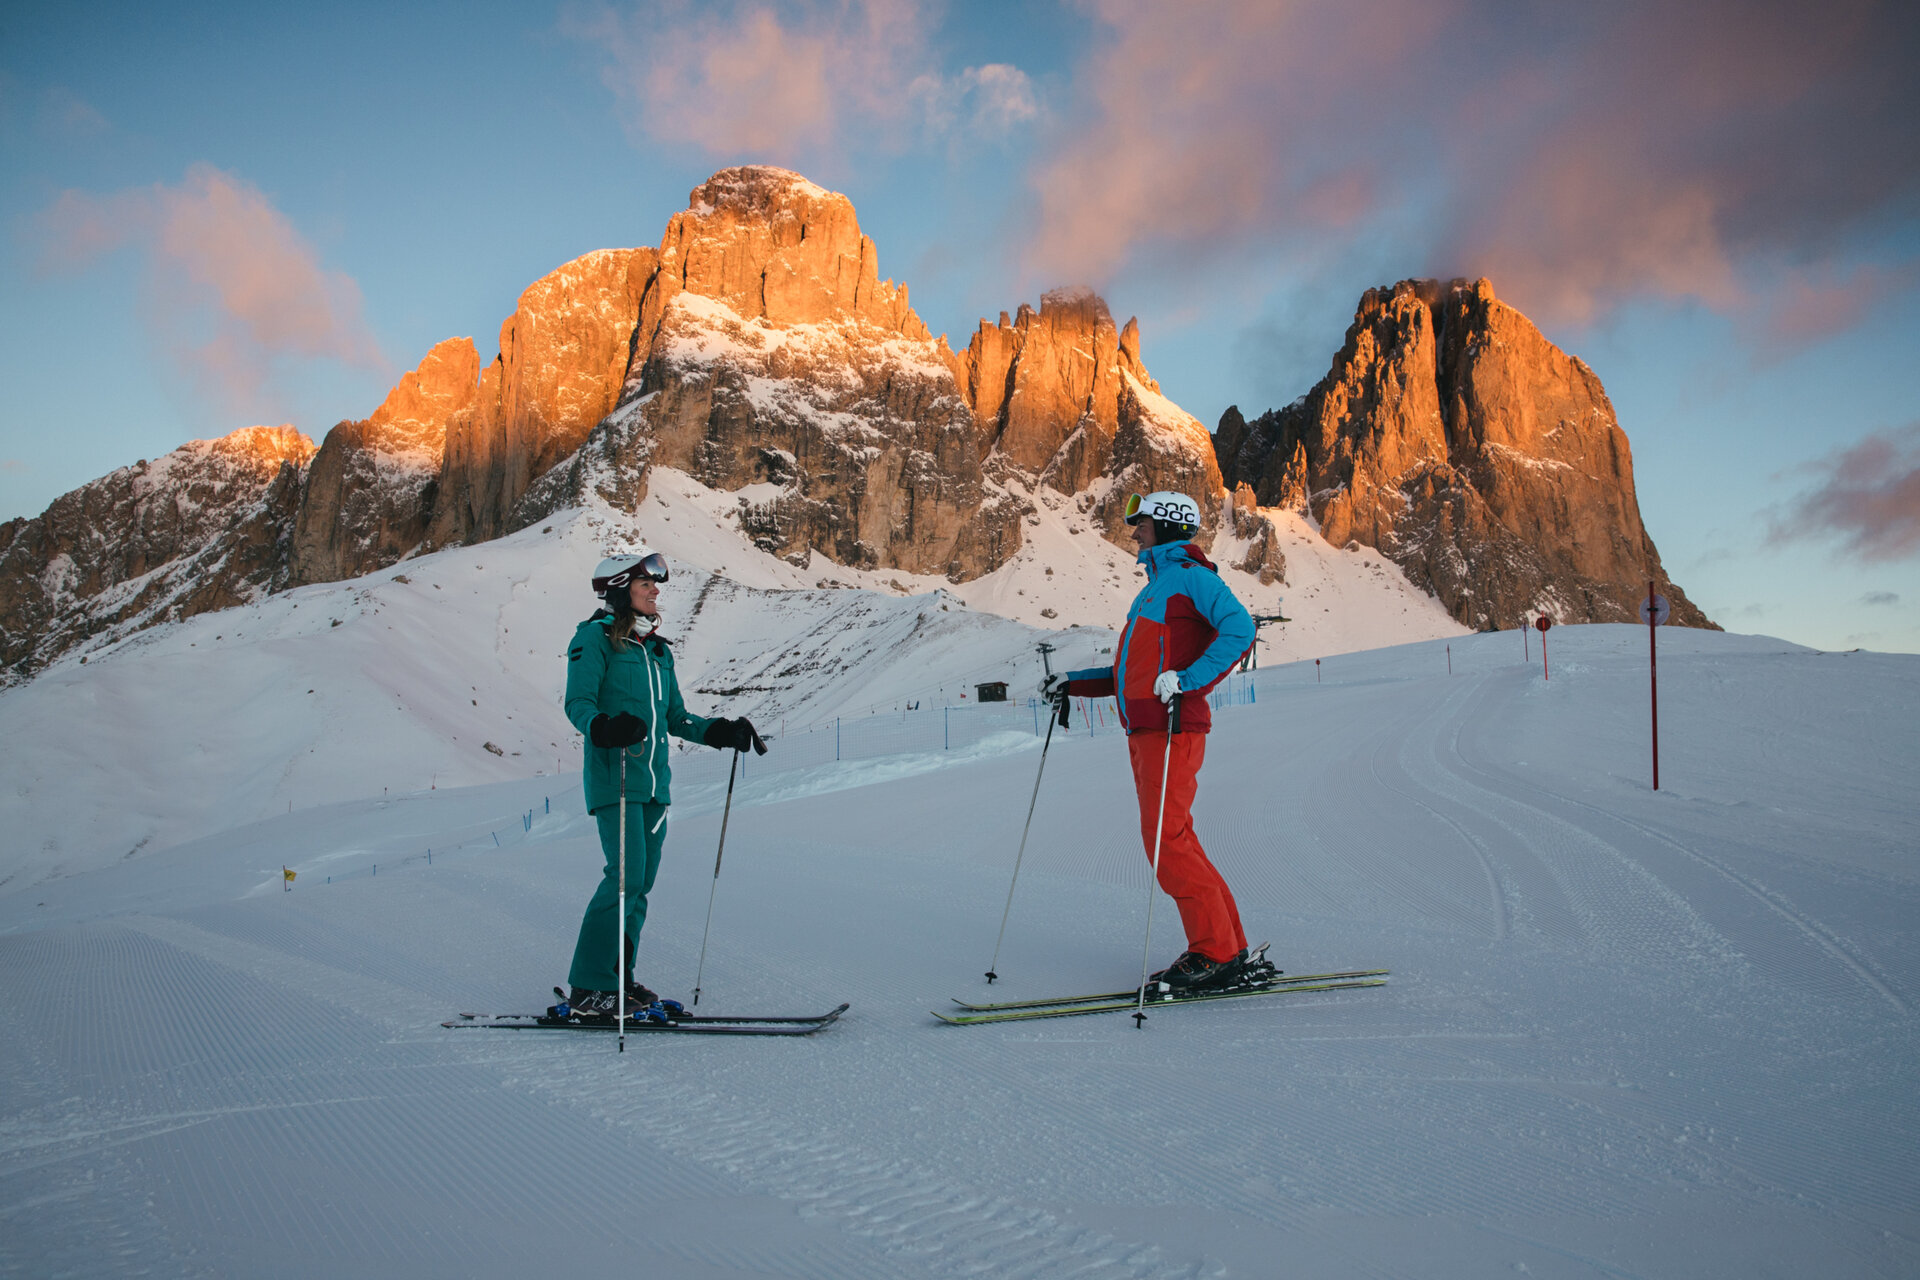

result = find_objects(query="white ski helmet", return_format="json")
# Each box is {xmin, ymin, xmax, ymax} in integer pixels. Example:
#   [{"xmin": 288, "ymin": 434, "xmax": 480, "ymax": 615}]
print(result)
[
  {"xmin": 592, "ymin": 548, "xmax": 668, "ymax": 596},
  {"xmin": 1123, "ymin": 490, "xmax": 1201, "ymax": 535}
]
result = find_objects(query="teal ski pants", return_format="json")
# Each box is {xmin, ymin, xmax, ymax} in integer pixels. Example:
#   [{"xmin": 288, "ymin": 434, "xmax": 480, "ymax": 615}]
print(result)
[{"xmin": 567, "ymin": 800, "xmax": 668, "ymax": 992}]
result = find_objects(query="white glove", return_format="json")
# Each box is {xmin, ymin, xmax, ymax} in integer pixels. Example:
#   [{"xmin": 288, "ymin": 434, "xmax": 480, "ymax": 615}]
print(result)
[{"xmin": 1154, "ymin": 670, "xmax": 1182, "ymax": 703}]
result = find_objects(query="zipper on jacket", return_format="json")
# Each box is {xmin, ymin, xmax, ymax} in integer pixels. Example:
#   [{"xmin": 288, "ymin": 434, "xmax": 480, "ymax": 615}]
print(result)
[{"xmin": 644, "ymin": 646, "xmax": 661, "ymax": 797}]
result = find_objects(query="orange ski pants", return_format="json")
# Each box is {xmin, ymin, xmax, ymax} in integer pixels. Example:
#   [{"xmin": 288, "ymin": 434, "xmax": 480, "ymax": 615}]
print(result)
[{"xmin": 1127, "ymin": 729, "xmax": 1247, "ymax": 963}]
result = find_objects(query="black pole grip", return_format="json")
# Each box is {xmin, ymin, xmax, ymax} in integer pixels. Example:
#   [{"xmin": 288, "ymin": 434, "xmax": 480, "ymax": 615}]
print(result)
[{"xmin": 1168, "ymin": 689, "xmax": 1183, "ymax": 735}]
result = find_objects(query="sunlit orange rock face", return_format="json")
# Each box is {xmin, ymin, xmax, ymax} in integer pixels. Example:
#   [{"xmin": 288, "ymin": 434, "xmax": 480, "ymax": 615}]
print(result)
[
  {"xmin": 521, "ymin": 167, "xmax": 1013, "ymax": 576},
  {"xmin": 291, "ymin": 337, "xmax": 479, "ymax": 584},
  {"xmin": 520, "ymin": 166, "xmax": 1236, "ymax": 578},
  {"xmin": 1215, "ymin": 278, "xmax": 1711, "ymax": 628},
  {"xmin": 648, "ymin": 167, "xmax": 930, "ymax": 338},
  {"xmin": 429, "ymin": 248, "xmax": 659, "ymax": 548},
  {"xmin": 946, "ymin": 289, "xmax": 1254, "ymax": 564},
  {"xmin": 0, "ymin": 427, "xmax": 315, "ymax": 681}
]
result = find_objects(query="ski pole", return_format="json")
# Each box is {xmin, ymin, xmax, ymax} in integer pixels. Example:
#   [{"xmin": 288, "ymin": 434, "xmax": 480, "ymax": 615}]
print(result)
[
  {"xmin": 688, "ymin": 725, "xmax": 766, "ymax": 1006},
  {"xmin": 985, "ymin": 691, "xmax": 1072, "ymax": 983},
  {"xmin": 691, "ymin": 749, "xmax": 740, "ymax": 1007},
  {"xmin": 617, "ymin": 747, "xmax": 627, "ymax": 1054},
  {"xmin": 1134, "ymin": 693, "xmax": 1182, "ymax": 1028}
]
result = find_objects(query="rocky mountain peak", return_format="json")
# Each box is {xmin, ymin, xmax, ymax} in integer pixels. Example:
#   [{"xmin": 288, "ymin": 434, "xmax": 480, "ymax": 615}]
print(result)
[
  {"xmin": 521, "ymin": 172, "xmax": 1246, "ymax": 581},
  {"xmin": 212, "ymin": 424, "xmax": 320, "ymax": 469},
  {"xmin": 365, "ymin": 336, "xmax": 479, "ymax": 462},
  {"xmin": 1216, "ymin": 277, "xmax": 1710, "ymax": 629},
  {"xmin": 1, "ymin": 426, "xmax": 314, "ymax": 682},
  {"xmin": 650, "ymin": 165, "xmax": 928, "ymax": 339}
]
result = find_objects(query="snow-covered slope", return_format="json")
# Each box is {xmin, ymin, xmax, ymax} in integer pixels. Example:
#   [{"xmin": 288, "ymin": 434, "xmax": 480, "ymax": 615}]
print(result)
[
  {"xmin": 1, "ymin": 468, "xmax": 1463, "ymax": 885},
  {"xmin": 3, "ymin": 625, "xmax": 1914, "ymax": 1278}
]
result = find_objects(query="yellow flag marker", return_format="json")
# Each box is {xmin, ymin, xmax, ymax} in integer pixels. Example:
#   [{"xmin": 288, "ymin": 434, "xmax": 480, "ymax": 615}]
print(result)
[{"xmin": 283, "ymin": 867, "xmax": 296, "ymax": 890}]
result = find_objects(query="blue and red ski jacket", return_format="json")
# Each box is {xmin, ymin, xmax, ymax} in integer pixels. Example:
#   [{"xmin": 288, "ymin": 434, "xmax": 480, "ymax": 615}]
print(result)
[{"xmin": 1061, "ymin": 541, "xmax": 1255, "ymax": 734}]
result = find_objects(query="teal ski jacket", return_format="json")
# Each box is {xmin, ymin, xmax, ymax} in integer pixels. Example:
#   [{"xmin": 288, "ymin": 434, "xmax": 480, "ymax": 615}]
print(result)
[{"xmin": 565, "ymin": 612, "xmax": 715, "ymax": 812}]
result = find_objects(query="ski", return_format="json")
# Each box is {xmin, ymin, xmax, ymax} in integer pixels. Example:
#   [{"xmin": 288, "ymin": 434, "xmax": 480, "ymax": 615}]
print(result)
[
  {"xmin": 932, "ymin": 980, "xmax": 1385, "ymax": 1025},
  {"xmin": 952, "ymin": 968, "xmax": 1389, "ymax": 1012},
  {"xmin": 445, "ymin": 1002, "xmax": 849, "ymax": 1036}
]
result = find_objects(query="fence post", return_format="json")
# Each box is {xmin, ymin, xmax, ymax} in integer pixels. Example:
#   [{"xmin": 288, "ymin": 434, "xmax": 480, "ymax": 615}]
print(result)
[
  {"xmin": 944, "ymin": 706, "xmax": 950, "ymax": 750},
  {"xmin": 835, "ymin": 717, "xmax": 841, "ymax": 761}
]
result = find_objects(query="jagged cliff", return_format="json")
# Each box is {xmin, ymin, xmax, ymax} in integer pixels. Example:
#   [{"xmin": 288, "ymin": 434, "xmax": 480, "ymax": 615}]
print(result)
[
  {"xmin": 291, "ymin": 336, "xmax": 478, "ymax": 585},
  {"xmin": 522, "ymin": 169, "xmax": 1016, "ymax": 576},
  {"xmin": 1215, "ymin": 277, "xmax": 1710, "ymax": 629},
  {"xmin": 947, "ymin": 288, "xmax": 1240, "ymax": 556},
  {"xmin": 0, "ymin": 427, "xmax": 315, "ymax": 681},
  {"xmin": 511, "ymin": 168, "xmax": 1231, "ymax": 577}
]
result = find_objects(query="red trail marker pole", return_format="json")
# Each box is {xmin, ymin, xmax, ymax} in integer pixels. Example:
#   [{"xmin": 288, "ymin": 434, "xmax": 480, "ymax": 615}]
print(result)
[
  {"xmin": 1642, "ymin": 582, "xmax": 1670, "ymax": 790},
  {"xmin": 1535, "ymin": 615, "xmax": 1552, "ymax": 681}
]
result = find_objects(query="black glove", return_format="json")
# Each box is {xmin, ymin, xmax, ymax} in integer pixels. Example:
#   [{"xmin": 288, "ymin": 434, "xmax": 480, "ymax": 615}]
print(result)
[
  {"xmin": 1039, "ymin": 674, "xmax": 1068, "ymax": 707},
  {"xmin": 703, "ymin": 717, "xmax": 763, "ymax": 753},
  {"xmin": 590, "ymin": 712, "xmax": 646, "ymax": 748}
]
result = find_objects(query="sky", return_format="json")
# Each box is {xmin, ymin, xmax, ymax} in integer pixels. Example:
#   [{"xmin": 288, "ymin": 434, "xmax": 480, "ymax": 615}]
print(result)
[{"xmin": 2, "ymin": 0, "xmax": 1916, "ymax": 652}]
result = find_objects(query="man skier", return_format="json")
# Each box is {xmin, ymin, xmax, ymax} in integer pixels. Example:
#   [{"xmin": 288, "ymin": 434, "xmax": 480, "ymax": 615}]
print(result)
[{"xmin": 1044, "ymin": 491, "xmax": 1257, "ymax": 992}]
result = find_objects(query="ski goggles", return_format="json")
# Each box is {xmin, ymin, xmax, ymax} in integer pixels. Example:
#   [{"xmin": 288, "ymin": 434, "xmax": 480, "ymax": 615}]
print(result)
[
  {"xmin": 1123, "ymin": 492, "xmax": 1200, "ymax": 527},
  {"xmin": 606, "ymin": 552, "xmax": 669, "ymax": 587}
]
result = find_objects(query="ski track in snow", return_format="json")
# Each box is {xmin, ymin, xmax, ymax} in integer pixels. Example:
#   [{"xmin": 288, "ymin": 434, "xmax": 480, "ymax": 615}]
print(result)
[{"xmin": 3, "ymin": 619, "xmax": 1918, "ymax": 1275}]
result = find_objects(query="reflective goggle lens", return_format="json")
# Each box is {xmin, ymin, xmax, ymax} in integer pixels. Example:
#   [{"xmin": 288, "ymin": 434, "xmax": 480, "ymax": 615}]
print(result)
[
  {"xmin": 607, "ymin": 553, "xmax": 669, "ymax": 590},
  {"xmin": 1123, "ymin": 492, "xmax": 1145, "ymax": 523}
]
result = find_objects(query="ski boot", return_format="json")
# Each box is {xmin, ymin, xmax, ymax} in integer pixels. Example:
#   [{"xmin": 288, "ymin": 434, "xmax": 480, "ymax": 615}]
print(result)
[
  {"xmin": 554, "ymin": 987, "xmax": 621, "ymax": 1019},
  {"xmin": 1154, "ymin": 949, "xmax": 1249, "ymax": 993}
]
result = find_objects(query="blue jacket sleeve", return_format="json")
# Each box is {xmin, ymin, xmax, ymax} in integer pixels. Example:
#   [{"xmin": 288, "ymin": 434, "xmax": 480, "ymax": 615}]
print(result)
[
  {"xmin": 1178, "ymin": 573, "xmax": 1256, "ymax": 692},
  {"xmin": 1062, "ymin": 664, "xmax": 1115, "ymax": 699}
]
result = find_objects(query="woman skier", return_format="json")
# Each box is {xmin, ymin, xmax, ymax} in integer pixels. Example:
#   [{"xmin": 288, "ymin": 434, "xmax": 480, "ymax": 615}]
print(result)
[
  {"xmin": 1044, "ymin": 492, "xmax": 1257, "ymax": 992},
  {"xmin": 561, "ymin": 549, "xmax": 762, "ymax": 1016}
]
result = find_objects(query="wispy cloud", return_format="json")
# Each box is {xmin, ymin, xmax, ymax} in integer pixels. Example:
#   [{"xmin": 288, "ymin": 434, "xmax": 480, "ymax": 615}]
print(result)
[
  {"xmin": 35, "ymin": 164, "xmax": 384, "ymax": 421},
  {"xmin": 38, "ymin": 86, "xmax": 109, "ymax": 137},
  {"xmin": 1, "ymin": 459, "xmax": 26, "ymax": 475},
  {"xmin": 910, "ymin": 63, "xmax": 1037, "ymax": 136},
  {"xmin": 1859, "ymin": 591, "xmax": 1900, "ymax": 606},
  {"xmin": 1745, "ymin": 262, "xmax": 1920, "ymax": 360},
  {"xmin": 575, "ymin": 0, "xmax": 1035, "ymax": 162},
  {"xmin": 1768, "ymin": 422, "xmax": 1920, "ymax": 561},
  {"xmin": 1023, "ymin": 0, "xmax": 1918, "ymax": 345}
]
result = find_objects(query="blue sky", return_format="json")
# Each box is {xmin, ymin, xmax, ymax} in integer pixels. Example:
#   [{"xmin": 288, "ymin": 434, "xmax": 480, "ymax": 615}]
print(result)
[{"xmin": 3, "ymin": 1, "xmax": 1916, "ymax": 651}]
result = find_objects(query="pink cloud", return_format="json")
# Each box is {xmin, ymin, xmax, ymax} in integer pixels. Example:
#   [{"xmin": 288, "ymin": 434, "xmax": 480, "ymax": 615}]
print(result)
[
  {"xmin": 36, "ymin": 165, "xmax": 383, "ymax": 419},
  {"xmin": 1769, "ymin": 423, "xmax": 1920, "ymax": 561},
  {"xmin": 1022, "ymin": 1, "xmax": 1918, "ymax": 343},
  {"xmin": 578, "ymin": 0, "xmax": 1036, "ymax": 161},
  {"xmin": 1745, "ymin": 262, "xmax": 1920, "ymax": 358},
  {"xmin": 1025, "ymin": 1, "xmax": 1441, "ymax": 285}
]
